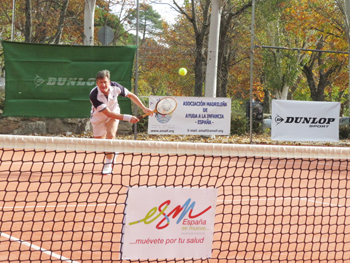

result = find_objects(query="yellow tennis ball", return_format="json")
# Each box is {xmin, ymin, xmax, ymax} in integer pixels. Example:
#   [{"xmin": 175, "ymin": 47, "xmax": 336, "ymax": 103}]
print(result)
[{"xmin": 179, "ymin": 68, "xmax": 187, "ymax": 76}]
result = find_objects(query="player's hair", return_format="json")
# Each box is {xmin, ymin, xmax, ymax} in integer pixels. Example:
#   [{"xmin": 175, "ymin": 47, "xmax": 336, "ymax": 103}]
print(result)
[{"xmin": 96, "ymin": 70, "xmax": 110, "ymax": 80}]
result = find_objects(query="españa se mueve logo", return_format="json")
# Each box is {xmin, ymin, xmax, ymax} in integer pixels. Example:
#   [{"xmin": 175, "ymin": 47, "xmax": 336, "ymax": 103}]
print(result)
[{"xmin": 129, "ymin": 198, "xmax": 212, "ymax": 230}]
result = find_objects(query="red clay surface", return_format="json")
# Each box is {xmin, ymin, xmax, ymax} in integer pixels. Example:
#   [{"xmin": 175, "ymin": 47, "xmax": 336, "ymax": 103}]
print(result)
[{"xmin": 1, "ymin": 149, "xmax": 350, "ymax": 262}]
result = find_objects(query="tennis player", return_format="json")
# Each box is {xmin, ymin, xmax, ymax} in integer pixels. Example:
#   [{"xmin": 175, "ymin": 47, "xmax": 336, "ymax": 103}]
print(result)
[{"xmin": 90, "ymin": 69, "xmax": 152, "ymax": 175}]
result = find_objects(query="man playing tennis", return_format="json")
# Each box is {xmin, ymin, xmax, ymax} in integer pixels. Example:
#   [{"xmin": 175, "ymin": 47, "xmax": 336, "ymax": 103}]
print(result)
[{"xmin": 90, "ymin": 69, "xmax": 152, "ymax": 175}]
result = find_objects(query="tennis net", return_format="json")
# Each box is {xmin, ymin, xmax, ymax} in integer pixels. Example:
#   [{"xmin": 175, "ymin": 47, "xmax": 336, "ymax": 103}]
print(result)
[{"xmin": 1, "ymin": 134, "xmax": 350, "ymax": 262}]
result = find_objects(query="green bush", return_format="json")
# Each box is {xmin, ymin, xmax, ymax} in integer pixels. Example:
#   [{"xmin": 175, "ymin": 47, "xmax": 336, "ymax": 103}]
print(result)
[
  {"xmin": 0, "ymin": 89, "xmax": 4, "ymax": 116},
  {"xmin": 339, "ymin": 126, "xmax": 350, "ymax": 139},
  {"xmin": 230, "ymin": 100, "xmax": 263, "ymax": 135},
  {"xmin": 230, "ymin": 100, "xmax": 247, "ymax": 135},
  {"xmin": 231, "ymin": 115, "xmax": 247, "ymax": 135},
  {"xmin": 252, "ymin": 120, "xmax": 263, "ymax": 134},
  {"xmin": 0, "ymin": 89, "xmax": 4, "ymax": 109},
  {"xmin": 137, "ymin": 117, "xmax": 148, "ymax": 132}
]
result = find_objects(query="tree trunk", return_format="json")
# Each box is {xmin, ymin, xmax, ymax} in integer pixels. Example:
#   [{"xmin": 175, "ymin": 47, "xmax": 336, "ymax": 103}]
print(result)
[
  {"xmin": 194, "ymin": 45, "xmax": 206, "ymax": 96},
  {"xmin": 274, "ymin": 85, "xmax": 289, "ymax": 100},
  {"xmin": 53, "ymin": 0, "xmax": 70, "ymax": 44},
  {"xmin": 302, "ymin": 59, "xmax": 343, "ymax": 101},
  {"xmin": 217, "ymin": 51, "xmax": 229, "ymax": 97},
  {"xmin": 302, "ymin": 63, "xmax": 322, "ymax": 101},
  {"xmin": 25, "ymin": 0, "xmax": 32, "ymax": 42}
]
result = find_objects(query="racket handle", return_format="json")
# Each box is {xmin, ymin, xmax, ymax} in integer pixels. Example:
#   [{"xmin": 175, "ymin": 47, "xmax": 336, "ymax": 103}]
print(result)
[
  {"xmin": 137, "ymin": 114, "xmax": 147, "ymax": 120},
  {"xmin": 137, "ymin": 110, "xmax": 156, "ymax": 120}
]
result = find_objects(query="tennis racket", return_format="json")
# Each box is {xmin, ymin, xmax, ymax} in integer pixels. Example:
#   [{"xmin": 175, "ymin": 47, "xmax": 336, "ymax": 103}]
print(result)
[{"xmin": 138, "ymin": 97, "xmax": 177, "ymax": 120}]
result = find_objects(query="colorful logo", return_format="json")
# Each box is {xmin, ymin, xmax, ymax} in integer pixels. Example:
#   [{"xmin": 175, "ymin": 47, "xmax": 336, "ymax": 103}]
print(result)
[
  {"xmin": 155, "ymin": 113, "xmax": 172, "ymax": 124},
  {"xmin": 129, "ymin": 198, "xmax": 212, "ymax": 230}
]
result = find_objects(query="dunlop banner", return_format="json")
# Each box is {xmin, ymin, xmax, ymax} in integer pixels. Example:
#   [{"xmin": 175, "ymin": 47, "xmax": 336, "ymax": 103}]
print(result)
[
  {"xmin": 2, "ymin": 41, "xmax": 136, "ymax": 118},
  {"xmin": 271, "ymin": 100, "xmax": 340, "ymax": 142}
]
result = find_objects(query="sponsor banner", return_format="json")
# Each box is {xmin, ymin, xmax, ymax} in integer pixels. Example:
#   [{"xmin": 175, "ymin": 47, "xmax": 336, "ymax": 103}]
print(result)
[
  {"xmin": 148, "ymin": 96, "xmax": 231, "ymax": 135},
  {"xmin": 271, "ymin": 100, "xmax": 340, "ymax": 141},
  {"xmin": 2, "ymin": 41, "xmax": 134, "ymax": 118},
  {"xmin": 122, "ymin": 188, "xmax": 218, "ymax": 260}
]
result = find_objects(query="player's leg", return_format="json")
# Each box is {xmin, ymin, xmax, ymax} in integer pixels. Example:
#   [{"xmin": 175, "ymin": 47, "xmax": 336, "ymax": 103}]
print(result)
[
  {"xmin": 105, "ymin": 118, "xmax": 119, "ymax": 139},
  {"xmin": 102, "ymin": 119, "xmax": 119, "ymax": 174},
  {"xmin": 92, "ymin": 121, "xmax": 107, "ymax": 139},
  {"xmin": 92, "ymin": 121, "xmax": 111, "ymax": 174},
  {"xmin": 105, "ymin": 118, "xmax": 119, "ymax": 160}
]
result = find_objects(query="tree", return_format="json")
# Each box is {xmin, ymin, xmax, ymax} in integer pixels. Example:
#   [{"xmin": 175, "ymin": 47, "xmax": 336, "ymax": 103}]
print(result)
[
  {"xmin": 284, "ymin": 0, "xmax": 348, "ymax": 102},
  {"xmin": 302, "ymin": 37, "xmax": 345, "ymax": 101},
  {"xmin": 24, "ymin": 0, "xmax": 32, "ymax": 42},
  {"xmin": 161, "ymin": 0, "xmax": 253, "ymax": 98},
  {"xmin": 95, "ymin": 0, "xmax": 135, "ymax": 46},
  {"xmin": 216, "ymin": 0, "xmax": 252, "ymax": 98},
  {"xmin": 0, "ymin": 0, "xmax": 15, "ymax": 75},
  {"xmin": 17, "ymin": 0, "xmax": 78, "ymax": 44},
  {"xmin": 173, "ymin": 0, "xmax": 211, "ymax": 96},
  {"xmin": 127, "ymin": 3, "xmax": 163, "ymax": 44},
  {"xmin": 252, "ymin": 0, "xmax": 348, "ymax": 106},
  {"xmin": 254, "ymin": 0, "xmax": 307, "ymax": 101},
  {"xmin": 137, "ymin": 23, "xmax": 195, "ymax": 97},
  {"xmin": 53, "ymin": 0, "xmax": 70, "ymax": 44}
]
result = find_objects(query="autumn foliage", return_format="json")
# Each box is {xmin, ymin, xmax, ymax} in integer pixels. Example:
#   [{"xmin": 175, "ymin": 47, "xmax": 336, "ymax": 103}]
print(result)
[{"xmin": 0, "ymin": 0, "xmax": 349, "ymax": 114}]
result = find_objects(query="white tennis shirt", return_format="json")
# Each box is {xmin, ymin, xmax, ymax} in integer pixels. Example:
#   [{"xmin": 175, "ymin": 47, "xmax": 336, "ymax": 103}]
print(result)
[{"xmin": 89, "ymin": 81, "xmax": 129, "ymax": 124}]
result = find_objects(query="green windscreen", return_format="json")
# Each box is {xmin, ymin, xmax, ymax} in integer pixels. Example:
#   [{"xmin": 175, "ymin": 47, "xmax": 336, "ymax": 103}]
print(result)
[{"xmin": 2, "ymin": 41, "xmax": 136, "ymax": 118}]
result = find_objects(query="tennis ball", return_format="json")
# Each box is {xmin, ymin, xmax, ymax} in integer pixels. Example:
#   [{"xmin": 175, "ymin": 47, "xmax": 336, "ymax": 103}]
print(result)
[{"xmin": 179, "ymin": 68, "xmax": 187, "ymax": 76}]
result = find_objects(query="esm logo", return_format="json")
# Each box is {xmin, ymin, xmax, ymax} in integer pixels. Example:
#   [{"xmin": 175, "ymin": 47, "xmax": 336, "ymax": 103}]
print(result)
[{"xmin": 275, "ymin": 115, "xmax": 335, "ymax": 125}]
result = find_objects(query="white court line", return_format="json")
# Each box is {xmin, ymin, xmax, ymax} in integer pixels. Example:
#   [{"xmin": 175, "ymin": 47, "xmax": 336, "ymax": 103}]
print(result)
[
  {"xmin": 0, "ymin": 203, "xmax": 118, "ymax": 262},
  {"xmin": 1, "ymin": 196, "xmax": 347, "ymax": 263},
  {"xmin": 0, "ymin": 232, "xmax": 80, "ymax": 263},
  {"xmin": 0, "ymin": 203, "xmax": 117, "ymax": 210},
  {"xmin": 221, "ymin": 196, "xmax": 350, "ymax": 208}
]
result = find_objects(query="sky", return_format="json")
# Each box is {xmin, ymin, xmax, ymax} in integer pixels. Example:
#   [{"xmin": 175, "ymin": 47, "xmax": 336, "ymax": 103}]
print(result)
[
  {"xmin": 110, "ymin": 0, "xmax": 184, "ymax": 30},
  {"xmin": 149, "ymin": 0, "xmax": 184, "ymax": 24}
]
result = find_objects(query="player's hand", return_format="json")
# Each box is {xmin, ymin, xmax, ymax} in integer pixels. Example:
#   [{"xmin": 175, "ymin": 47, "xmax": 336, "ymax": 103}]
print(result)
[
  {"xmin": 143, "ymin": 107, "xmax": 153, "ymax": 116},
  {"xmin": 130, "ymin": 116, "xmax": 139, "ymax": 124}
]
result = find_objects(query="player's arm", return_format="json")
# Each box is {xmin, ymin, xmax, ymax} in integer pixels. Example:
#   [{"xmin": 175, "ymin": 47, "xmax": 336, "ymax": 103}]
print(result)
[
  {"xmin": 101, "ymin": 107, "xmax": 139, "ymax": 124},
  {"xmin": 127, "ymin": 92, "xmax": 152, "ymax": 114}
]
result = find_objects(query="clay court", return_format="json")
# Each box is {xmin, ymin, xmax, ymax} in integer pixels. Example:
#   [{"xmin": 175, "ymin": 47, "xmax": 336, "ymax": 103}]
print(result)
[{"xmin": 1, "ymin": 138, "xmax": 350, "ymax": 262}]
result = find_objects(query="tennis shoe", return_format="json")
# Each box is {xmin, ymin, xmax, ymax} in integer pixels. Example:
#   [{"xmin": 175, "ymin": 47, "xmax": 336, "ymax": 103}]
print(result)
[{"xmin": 102, "ymin": 163, "xmax": 113, "ymax": 175}]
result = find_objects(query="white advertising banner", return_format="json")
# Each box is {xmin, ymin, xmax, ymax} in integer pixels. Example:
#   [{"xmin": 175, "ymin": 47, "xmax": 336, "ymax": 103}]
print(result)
[
  {"xmin": 148, "ymin": 96, "xmax": 231, "ymax": 135},
  {"xmin": 122, "ymin": 188, "xmax": 218, "ymax": 260},
  {"xmin": 271, "ymin": 100, "xmax": 340, "ymax": 142}
]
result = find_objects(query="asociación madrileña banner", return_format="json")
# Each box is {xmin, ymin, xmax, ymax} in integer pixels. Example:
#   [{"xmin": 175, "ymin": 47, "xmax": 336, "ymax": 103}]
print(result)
[
  {"xmin": 148, "ymin": 96, "xmax": 231, "ymax": 135},
  {"xmin": 271, "ymin": 100, "xmax": 340, "ymax": 142}
]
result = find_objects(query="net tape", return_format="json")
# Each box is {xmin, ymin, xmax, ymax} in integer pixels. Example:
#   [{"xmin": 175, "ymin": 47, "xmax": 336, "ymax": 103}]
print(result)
[{"xmin": 1, "ymin": 135, "xmax": 350, "ymax": 159}]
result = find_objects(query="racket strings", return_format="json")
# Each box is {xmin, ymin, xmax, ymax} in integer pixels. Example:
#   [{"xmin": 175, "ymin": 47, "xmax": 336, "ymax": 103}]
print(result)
[{"xmin": 156, "ymin": 98, "xmax": 176, "ymax": 114}]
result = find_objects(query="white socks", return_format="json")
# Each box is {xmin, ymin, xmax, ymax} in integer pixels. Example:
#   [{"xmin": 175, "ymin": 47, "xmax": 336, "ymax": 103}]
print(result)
[{"xmin": 105, "ymin": 152, "xmax": 119, "ymax": 164}]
